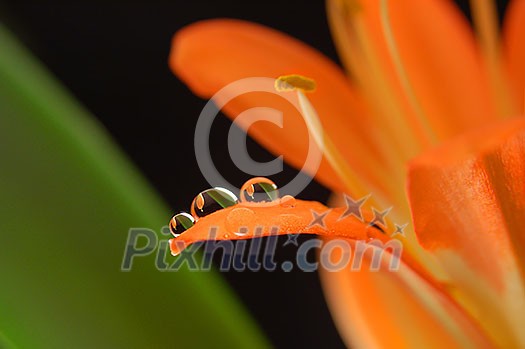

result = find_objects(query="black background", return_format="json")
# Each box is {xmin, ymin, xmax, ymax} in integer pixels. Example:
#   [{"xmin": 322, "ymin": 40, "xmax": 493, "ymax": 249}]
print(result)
[{"xmin": 0, "ymin": 1, "xmax": 509, "ymax": 347}]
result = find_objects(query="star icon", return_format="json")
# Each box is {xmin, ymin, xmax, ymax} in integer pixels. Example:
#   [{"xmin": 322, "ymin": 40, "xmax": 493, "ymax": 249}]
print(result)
[
  {"xmin": 283, "ymin": 234, "xmax": 300, "ymax": 247},
  {"xmin": 369, "ymin": 207, "xmax": 392, "ymax": 228},
  {"xmin": 308, "ymin": 209, "xmax": 330, "ymax": 229},
  {"xmin": 392, "ymin": 223, "xmax": 408, "ymax": 237},
  {"xmin": 338, "ymin": 193, "xmax": 369, "ymax": 222}
]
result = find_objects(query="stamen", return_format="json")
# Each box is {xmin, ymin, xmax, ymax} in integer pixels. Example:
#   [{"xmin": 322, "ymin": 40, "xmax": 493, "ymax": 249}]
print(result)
[
  {"xmin": 335, "ymin": 0, "xmax": 362, "ymax": 15},
  {"xmin": 275, "ymin": 74, "xmax": 317, "ymax": 92},
  {"xmin": 352, "ymin": 16, "xmax": 427, "ymax": 154},
  {"xmin": 469, "ymin": 0, "xmax": 517, "ymax": 118},
  {"xmin": 296, "ymin": 88, "xmax": 389, "ymax": 207},
  {"xmin": 276, "ymin": 79, "xmax": 450, "ymax": 282},
  {"xmin": 275, "ymin": 75, "xmax": 403, "ymax": 202},
  {"xmin": 279, "ymin": 75, "xmax": 449, "ymax": 277},
  {"xmin": 379, "ymin": 0, "xmax": 437, "ymax": 146},
  {"xmin": 326, "ymin": 0, "xmax": 400, "ymax": 175},
  {"xmin": 278, "ymin": 76, "xmax": 400, "ymax": 201},
  {"xmin": 326, "ymin": 0, "xmax": 424, "ymax": 179},
  {"xmin": 277, "ymin": 74, "xmax": 409, "ymax": 226}
]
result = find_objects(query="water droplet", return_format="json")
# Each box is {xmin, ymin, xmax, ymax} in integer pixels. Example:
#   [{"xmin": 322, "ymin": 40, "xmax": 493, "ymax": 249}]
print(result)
[
  {"xmin": 191, "ymin": 187, "xmax": 238, "ymax": 220},
  {"xmin": 169, "ymin": 212, "xmax": 195, "ymax": 237},
  {"xmin": 240, "ymin": 177, "xmax": 279, "ymax": 203},
  {"xmin": 279, "ymin": 195, "xmax": 296, "ymax": 208},
  {"xmin": 226, "ymin": 208, "xmax": 255, "ymax": 235}
]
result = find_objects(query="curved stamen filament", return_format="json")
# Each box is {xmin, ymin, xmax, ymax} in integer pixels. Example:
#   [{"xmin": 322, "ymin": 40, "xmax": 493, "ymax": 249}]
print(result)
[
  {"xmin": 328, "ymin": 0, "xmax": 429, "ymax": 162},
  {"xmin": 275, "ymin": 74, "xmax": 402, "ymax": 207},
  {"xmin": 469, "ymin": 0, "xmax": 517, "ymax": 118},
  {"xmin": 379, "ymin": 0, "xmax": 438, "ymax": 146},
  {"xmin": 296, "ymin": 89, "xmax": 390, "ymax": 207},
  {"xmin": 326, "ymin": 0, "xmax": 417, "ymax": 176},
  {"xmin": 293, "ymin": 84, "xmax": 449, "ymax": 280}
]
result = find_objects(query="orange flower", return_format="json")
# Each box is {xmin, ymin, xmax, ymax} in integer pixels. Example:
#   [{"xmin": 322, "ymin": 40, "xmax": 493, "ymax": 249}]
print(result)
[{"xmin": 169, "ymin": 0, "xmax": 525, "ymax": 347}]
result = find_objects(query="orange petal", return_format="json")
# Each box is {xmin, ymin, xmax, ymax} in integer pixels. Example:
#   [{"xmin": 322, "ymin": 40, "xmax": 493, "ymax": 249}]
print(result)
[
  {"xmin": 503, "ymin": 0, "xmax": 525, "ymax": 112},
  {"xmin": 320, "ymin": 249, "xmax": 494, "ymax": 349},
  {"xmin": 170, "ymin": 193, "xmax": 493, "ymax": 348},
  {"xmin": 169, "ymin": 198, "xmax": 386, "ymax": 256},
  {"xmin": 407, "ymin": 117, "xmax": 525, "ymax": 346},
  {"xmin": 170, "ymin": 19, "xmax": 386, "ymax": 194},
  {"xmin": 169, "ymin": 195, "xmax": 492, "ymax": 348},
  {"xmin": 328, "ymin": 0, "xmax": 497, "ymax": 140}
]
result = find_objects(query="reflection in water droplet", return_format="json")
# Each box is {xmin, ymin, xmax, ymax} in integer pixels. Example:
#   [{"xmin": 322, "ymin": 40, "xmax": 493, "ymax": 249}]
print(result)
[
  {"xmin": 169, "ymin": 212, "xmax": 195, "ymax": 237},
  {"xmin": 190, "ymin": 187, "xmax": 238, "ymax": 220},
  {"xmin": 279, "ymin": 195, "xmax": 296, "ymax": 208},
  {"xmin": 240, "ymin": 177, "xmax": 279, "ymax": 203}
]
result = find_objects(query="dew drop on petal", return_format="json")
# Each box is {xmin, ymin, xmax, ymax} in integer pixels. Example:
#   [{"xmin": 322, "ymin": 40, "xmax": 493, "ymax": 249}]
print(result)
[
  {"xmin": 279, "ymin": 195, "xmax": 296, "ymax": 208},
  {"xmin": 226, "ymin": 207, "xmax": 255, "ymax": 236},
  {"xmin": 240, "ymin": 177, "xmax": 279, "ymax": 203},
  {"xmin": 169, "ymin": 212, "xmax": 195, "ymax": 237},
  {"xmin": 190, "ymin": 187, "xmax": 238, "ymax": 220}
]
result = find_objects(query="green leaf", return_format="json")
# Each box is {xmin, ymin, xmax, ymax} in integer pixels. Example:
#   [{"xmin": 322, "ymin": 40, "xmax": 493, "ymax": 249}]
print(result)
[
  {"xmin": 0, "ymin": 23, "xmax": 268, "ymax": 348},
  {"xmin": 0, "ymin": 331, "xmax": 17, "ymax": 349}
]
